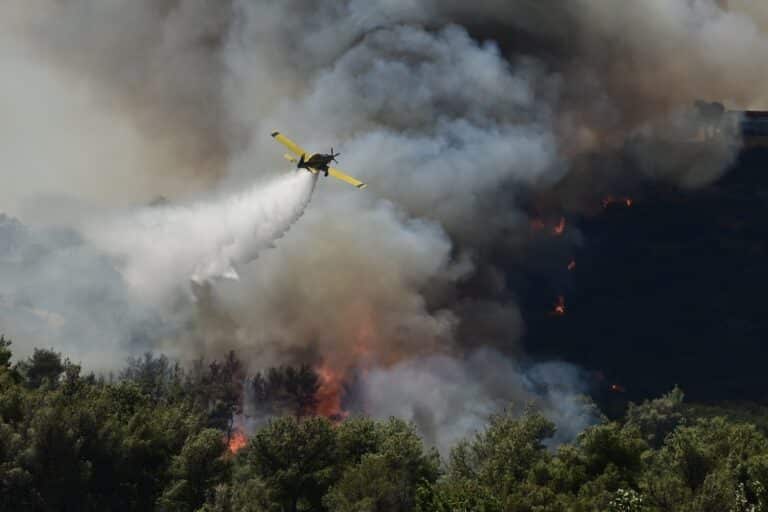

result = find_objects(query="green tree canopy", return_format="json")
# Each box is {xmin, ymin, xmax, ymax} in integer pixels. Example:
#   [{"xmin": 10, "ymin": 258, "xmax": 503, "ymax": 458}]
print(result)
[
  {"xmin": 17, "ymin": 348, "xmax": 65, "ymax": 389},
  {"xmin": 243, "ymin": 416, "xmax": 337, "ymax": 512}
]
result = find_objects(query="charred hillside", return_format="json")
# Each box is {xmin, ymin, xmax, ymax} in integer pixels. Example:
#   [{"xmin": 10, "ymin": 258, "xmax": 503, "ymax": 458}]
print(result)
[{"xmin": 523, "ymin": 146, "xmax": 768, "ymax": 405}]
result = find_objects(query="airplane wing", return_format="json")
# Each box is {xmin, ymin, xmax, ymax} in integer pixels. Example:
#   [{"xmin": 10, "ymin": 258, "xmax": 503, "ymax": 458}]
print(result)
[
  {"xmin": 271, "ymin": 131, "xmax": 307, "ymax": 157},
  {"xmin": 328, "ymin": 167, "xmax": 368, "ymax": 189}
]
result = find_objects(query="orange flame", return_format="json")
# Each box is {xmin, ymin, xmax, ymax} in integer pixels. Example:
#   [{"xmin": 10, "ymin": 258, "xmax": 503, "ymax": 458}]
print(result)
[
  {"xmin": 530, "ymin": 217, "xmax": 567, "ymax": 236},
  {"xmin": 567, "ymin": 259, "xmax": 576, "ymax": 271},
  {"xmin": 315, "ymin": 364, "xmax": 349, "ymax": 421},
  {"xmin": 552, "ymin": 217, "xmax": 566, "ymax": 236},
  {"xmin": 551, "ymin": 296, "xmax": 566, "ymax": 316},
  {"xmin": 602, "ymin": 196, "xmax": 633, "ymax": 209},
  {"xmin": 228, "ymin": 430, "xmax": 247, "ymax": 454}
]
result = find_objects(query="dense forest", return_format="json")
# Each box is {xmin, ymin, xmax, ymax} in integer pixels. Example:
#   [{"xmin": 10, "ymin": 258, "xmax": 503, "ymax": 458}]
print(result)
[{"xmin": 1, "ymin": 336, "xmax": 767, "ymax": 512}]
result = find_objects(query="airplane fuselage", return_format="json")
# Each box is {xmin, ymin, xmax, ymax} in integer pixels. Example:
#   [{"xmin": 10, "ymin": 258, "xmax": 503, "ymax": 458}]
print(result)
[{"xmin": 299, "ymin": 153, "xmax": 335, "ymax": 175}]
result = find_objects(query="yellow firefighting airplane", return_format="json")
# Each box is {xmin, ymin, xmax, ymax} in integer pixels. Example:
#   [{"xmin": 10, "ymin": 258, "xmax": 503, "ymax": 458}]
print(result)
[{"xmin": 271, "ymin": 131, "xmax": 368, "ymax": 190}]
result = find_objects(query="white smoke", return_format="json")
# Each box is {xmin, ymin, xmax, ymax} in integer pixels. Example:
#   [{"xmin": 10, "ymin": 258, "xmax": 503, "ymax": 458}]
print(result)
[
  {"xmin": 0, "ymin": 214, "xmax": 169, "ymax": 368},
  {"xmin": 86, "ymin": 171, "xmax": 317, "ymax": 305},
  {"xmin": 0, "ymin": 171, "xmax": 317, "ymax": 367},
  {"xmin": 5, "ymin": 0, "xmax": 768, "ymax": 446},
  {"xmin": 350, "ymin": 348, "xmax": 599, "ymax": 453}
]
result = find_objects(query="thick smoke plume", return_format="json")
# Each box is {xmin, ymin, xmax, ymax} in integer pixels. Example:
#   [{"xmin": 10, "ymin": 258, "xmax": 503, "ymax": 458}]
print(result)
[{"xmin": 3, "ymin": 0, "xmax": 768, "ymax": 446}]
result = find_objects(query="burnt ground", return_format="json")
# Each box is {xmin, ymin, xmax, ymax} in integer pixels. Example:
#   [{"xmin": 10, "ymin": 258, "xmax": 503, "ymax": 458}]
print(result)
[{"xmin": 520, "ymin": 148, "xmax": 768, "ymax": 414}]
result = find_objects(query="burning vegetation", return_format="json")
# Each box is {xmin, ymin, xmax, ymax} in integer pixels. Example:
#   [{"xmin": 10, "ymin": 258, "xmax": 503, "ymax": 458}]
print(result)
[
  {"xmin": 246, "ymin": 361, "xmax": 357, "ymax": 428},
  {"xmin": 553, "ymin": 217, "xmax": 567, "ymax": 236},
  {"xmin": 227, "ymin": 430, "xmax": 248, "ymax": 454},
  {"xmin": 535, "ymin": 191, "xmax": 639, "ymax": 320},
  {"xmin": 529, "ymin": 216, "xmax": 568, "ymax": 236},
  {"xmin": 551, "ymin": 296, "xmax": 566, "ymax": 316},
  {"xmin": 610, "ymin": 383, "xmax": 627, "ymax": 393},
  {"xmin": 225, "ymin": 363, "xmax": 351, "ymax": 454},
  {"xmin": 2, "ymin": 339, "xmax": 767, "ymax": 512},
  {"xmin": 602, "ymin": 196, "xmax": 634, "ymax": 209},
  {"xmin": 314, "ymin": 364, "xmax": 348, "ymax": 421}
]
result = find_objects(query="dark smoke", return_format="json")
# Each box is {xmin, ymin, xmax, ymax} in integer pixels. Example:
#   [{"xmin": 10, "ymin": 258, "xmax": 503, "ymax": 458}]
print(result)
[{"xmin": 3, "ymin": 0, "xmax": 766, "ymax": 446}]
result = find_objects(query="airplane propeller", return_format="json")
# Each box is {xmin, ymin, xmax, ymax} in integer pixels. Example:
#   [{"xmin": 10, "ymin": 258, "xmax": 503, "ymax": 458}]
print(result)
[{"xmin": 330, "ymin": 148, "xmax": 340, "ymax": 164}]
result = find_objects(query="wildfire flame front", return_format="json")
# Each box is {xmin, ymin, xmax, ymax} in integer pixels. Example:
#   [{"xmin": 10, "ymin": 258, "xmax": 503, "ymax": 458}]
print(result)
[
  {"xmin": 228, "ymin": 430, "xmax": 247, "ymax": 454},
  {"xmin": 552, "ymin": 296, "xmax": 566, "ymax": 316}
]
